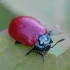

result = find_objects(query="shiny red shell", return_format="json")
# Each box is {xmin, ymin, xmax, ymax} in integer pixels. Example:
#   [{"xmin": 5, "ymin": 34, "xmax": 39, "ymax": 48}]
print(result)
[{"xmin": 8, "ymin": 16, "xmax": 47, "ymax": 47}]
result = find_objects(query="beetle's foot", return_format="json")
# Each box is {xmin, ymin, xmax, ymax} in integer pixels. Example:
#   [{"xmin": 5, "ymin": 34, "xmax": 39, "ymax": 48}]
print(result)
[
  {"xmin": 41, "ymin": 54, "xmax": 45, "ymax": 61},
  {"xmin": 25, "ymin": 52, "xmax": 30, "ymax": 56}
]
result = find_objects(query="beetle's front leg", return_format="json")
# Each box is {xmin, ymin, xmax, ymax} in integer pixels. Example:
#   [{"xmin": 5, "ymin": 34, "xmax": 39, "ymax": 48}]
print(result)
[
  {"xmin": 25, "ymin": 47, "xmax": 36, "ymax": 56},
  {"xmin": 36, "ymin": 51, "xmax": 45, "ymax": 61}
]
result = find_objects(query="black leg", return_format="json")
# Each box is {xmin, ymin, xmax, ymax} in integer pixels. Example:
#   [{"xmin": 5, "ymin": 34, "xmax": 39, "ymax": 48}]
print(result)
[
  {"xmin": 15, "ymin": 41, "xmax": 21, "ymax": 44},
  {"xmin": 36, "ymin": 51, "xmax": 45, "ymax": 61},
  {"xmin": 25, "ymin": 47, "xmax": 36, "ymax": 56}
]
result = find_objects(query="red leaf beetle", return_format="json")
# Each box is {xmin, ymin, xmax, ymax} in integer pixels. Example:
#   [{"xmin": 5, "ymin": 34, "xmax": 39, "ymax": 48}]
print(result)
[{"xmin": 8, "ymin": 16, "xmax": 65, "ymax": 60}]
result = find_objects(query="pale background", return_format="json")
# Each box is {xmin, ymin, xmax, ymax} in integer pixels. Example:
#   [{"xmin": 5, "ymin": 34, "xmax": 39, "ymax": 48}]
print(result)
[{"xmin": 0, "ymin": 0, "xmax": 70, "ymax": 56}]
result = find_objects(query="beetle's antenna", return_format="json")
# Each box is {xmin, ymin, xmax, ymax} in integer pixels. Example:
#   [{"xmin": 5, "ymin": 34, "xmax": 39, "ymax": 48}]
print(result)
[
  {"xmin": 51, "ymin": 39, "xmax": 65, "ymax": 48},
  {"xmin": 48, "ymin": 30, "xmax": 53, "ymax": 35}
]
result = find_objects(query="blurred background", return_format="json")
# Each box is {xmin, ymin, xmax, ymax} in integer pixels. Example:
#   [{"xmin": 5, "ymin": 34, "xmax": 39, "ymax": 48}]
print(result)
[{"xmin": 0, "ymin": 0, "xmax": 70, "ymax": 55}]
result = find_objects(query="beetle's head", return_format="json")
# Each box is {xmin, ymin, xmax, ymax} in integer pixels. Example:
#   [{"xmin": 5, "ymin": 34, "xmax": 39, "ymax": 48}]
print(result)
[
  {"xmin": 37, "ymin": 39, "xmax": 51, "ymax": 52},
  {"xmin": 36, "ymin": 40, "xmax": 51, "ymax": 52},
  {"xmin": 42, "ymin": 41, "xmax": 51, "ymax": 51}
]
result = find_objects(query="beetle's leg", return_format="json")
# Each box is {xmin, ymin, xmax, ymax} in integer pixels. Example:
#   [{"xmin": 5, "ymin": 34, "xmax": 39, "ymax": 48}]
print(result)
[
  {"xmin": 36, "ymin": 51, "xmax": 45, "ymax": 61},
  {"xmin": 25, "ymin": 47, "xmax": 36, "ymax": 56},
  {"xmin": 15, "ymin": 41, "xmax": 22, "ymax": 44}
]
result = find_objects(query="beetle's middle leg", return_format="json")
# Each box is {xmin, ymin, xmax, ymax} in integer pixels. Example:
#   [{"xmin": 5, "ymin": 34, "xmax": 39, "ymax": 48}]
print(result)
[
  {"xmin": 25, "ymin": 47, "xmax": 36, "ymax": 56},
  {"xmin": 15, "ymin": 41, "xmax": 22, "ymax": 44},
  {"xmin": 36, "ymin": 50, "xmax": 45, "ymax": 61}
]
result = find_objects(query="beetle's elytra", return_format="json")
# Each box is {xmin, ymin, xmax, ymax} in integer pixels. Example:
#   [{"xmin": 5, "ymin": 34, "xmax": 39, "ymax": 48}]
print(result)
[
  {"xmin": 8, "ymin": 16, "xmax": 65, "ymax": 60},
  {"xmin": 8, "ymin": 16, "xmax": 48, "ymax": 47}
]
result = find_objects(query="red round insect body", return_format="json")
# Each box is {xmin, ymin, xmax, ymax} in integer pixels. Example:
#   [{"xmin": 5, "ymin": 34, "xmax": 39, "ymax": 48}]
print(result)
[{"xmin": 8, "ymin": 16, "xmax": 48, "ymax": 47}]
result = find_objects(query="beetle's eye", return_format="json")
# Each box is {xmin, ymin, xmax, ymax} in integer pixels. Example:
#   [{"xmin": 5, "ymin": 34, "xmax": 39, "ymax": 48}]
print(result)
[
  {"xmin": 44, "ymin": 40, "xmax": 48, "ymax": 44},
  {"xmin": 42, "ymin": 40, "xmax": 48, "ymax": 46}
]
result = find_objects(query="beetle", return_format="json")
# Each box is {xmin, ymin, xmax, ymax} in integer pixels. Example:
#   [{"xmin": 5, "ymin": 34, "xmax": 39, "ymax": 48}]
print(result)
[{"xmin": 8, "ymin": 16, "xmax": 65, "ymax": 60}]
